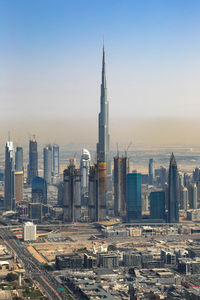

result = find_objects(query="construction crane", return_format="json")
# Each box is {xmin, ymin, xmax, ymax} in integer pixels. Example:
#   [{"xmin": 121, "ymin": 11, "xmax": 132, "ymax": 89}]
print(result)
[
  {"xmin": 125, "ymin": 141, "xmax": 132, "ymax": 157},
  {"xmin": 116, "ymin": 142, "xmax": 119, "ymax": 157}
]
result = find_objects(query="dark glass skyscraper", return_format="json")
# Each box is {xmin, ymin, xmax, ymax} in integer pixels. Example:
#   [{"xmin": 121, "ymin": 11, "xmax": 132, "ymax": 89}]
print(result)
[
  {"xmin": 43, "ymin": 144, "xmax": 52, "ymax": 184},
  {"xmin": 97, "ymin": 45, "xmax": 110, "ymax": 174},
  {"xmin": 63, "ymin": 160, "xmax": 81, "ymax": 222},
  {"xmin": 150, "ymin": 191, "xmax": 165, "ymax": 220},
  {"xmin": 53, "ymin": 144, "xmax": 59, "ymax": 176},
  {"xmin": 126, "ymin": 173, "xmax": 142, "ymax": 222},
  {"xmin": 15, "ymin": 146, "xmax": 23, "ymax": 171},
  {"xmin": 32, "ymin": 176, "xmax": 47, "ymax": 204},
  {"xmin": 27, "ymin": 136, "xmax": 38, "ymax": 184},
  {"xmin": 168, "ymin": 153, "xmax": 179, "ymax": 223},
  {"xmin": 114, "ymin": 156, "xmax": 129, "ymax": 217},
  {"xmin": 4, "ymin": 141, "xmax": 15, "ymax": 210}
]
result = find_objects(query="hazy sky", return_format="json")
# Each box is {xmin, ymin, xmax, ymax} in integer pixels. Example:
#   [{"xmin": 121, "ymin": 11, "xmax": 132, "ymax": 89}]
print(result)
[{"xmin": 1, "ymin": 0, "xmax": 200, "ymax": 146}]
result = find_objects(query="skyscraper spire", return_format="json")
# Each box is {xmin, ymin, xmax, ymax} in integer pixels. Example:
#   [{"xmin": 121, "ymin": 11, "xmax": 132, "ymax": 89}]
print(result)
[
  {"xmin": 102, "ymin": 43, "xmax": 106, "ymax": 88},
  {"xmin": 97, "ymin": 44, "xmax": 110, "ymax": 174}
]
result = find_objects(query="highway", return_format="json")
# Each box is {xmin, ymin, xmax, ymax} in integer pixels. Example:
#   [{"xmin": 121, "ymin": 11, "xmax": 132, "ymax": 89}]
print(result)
[{"xmin": 0, "ymin": 228, "xmax": 73, "ymax": 300}]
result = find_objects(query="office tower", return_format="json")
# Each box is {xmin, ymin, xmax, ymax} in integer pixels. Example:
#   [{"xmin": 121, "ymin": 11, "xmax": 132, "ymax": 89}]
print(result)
[
  {"xmin": 193, "ymin": 168, "xmax": 200, "ymax": 183},
  {"xmin": 180, "ymin": 186, "xmax": 188, "ymax": 210},
  {"xmin": 43, "ymin": 144, "xmax": 52, "ymax": 184},
  {"xmin": 53, "ymin": 144, "xmax": 59, "ymax": 176},
  {"xmin": 168, "ymin": 153, "xmax": 179, "ymax": 223},
  {"xmin": 63, "ymin": 161, "xmax": 81, "ymax": 222},
  {"xmin": 150, "ymin": 191, "xmax": 165, "ymax": 220},
  {"xmin": 126, "ymin": 173, "xmax": 142, "ymax": 222},
  {"xmin": 80, "ymin": 149, "xmax": 91, "ymax": 203},
  {"xmin": 15, "ymin": 171, "xmax": 23, "ymax": 204},
  {"xmin": 114, "ymin": 156, "xmax": 129, "ymax": 217},
  {"xmin": 97, "ymin": 45, "xmax": 110, "ymax": 174},
  {"xmin": 148, "ymin": 158, "xmax": 153, "ymax": 185},
  {"xmin": 27, "ymin": 136, "xmax": 38, "ymax": 184},
  {"xmin": 15, "ymin": 147, "xmax": 23, "ymax": 171},
  {"xmin": 15, "ymin": 146, "xmax": 24, "ymax": 207},
  {"xmin": 57, "ymin": 182, "xmax": 64, "ymax": 206},
  {"xmin": 88, "ymin": 165, "xmax": 98, "ymax": 222},
  {"xmin": 4, "ymin": 141, "xmax": 15, "ymax": 210},
  {"xmin": 188, "ymin": 183, "xmax": 197, "ymax": 209},
  {"xmin": 32, "ymin": 176, "xmax": 47, "ymax": 204}
]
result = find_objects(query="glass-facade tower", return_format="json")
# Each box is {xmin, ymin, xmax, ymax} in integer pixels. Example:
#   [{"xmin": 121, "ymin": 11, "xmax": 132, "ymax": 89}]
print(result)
[
  {"xmin": 126, "ymin": 173, "xmax": 142, "ymax": 222},
  {"xmin": 150, "ymin": 191, "xmax": 165, "ymax": 220},
  {"xmin": 27, "ymin": 137, "xmax": 38, "ymax": 184},
  {"xmin": 43, "ymin": 144, "xmax": 52, "ymax": 184},
  {"xmin": 168, "ymin": 153, "xmax": 179, "ymax": 223},
  {"xmin": 4, "ymin": 141, "xmax": 15, "ymax": 210},
  {"xmin": 97, "ymin": 45, "xmax": 110, "ymax": 174},
  {"xmin": 53, "ymin": 144, "xmax": 59, "ymax": 176}
]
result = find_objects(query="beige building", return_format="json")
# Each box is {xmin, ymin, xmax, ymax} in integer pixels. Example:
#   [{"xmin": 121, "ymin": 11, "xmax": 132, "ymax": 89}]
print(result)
[{"xmin": 14, "ymin": 171, "xmax": 23, "ymax": 204}]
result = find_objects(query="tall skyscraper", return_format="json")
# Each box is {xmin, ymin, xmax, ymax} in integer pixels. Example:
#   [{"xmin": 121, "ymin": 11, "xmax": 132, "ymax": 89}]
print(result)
[
  {"xmin": 53, "ymin": 144, "xmax": 59, "ymax": 176},
  {"xmin": 150, "ymin": 191, "xmax": 165, "ymax": 220},
  {"xmin": 114, "ymin": 156, "xmax": 129, "ymax": 217},
  {"xmin": 27, "ymin": 136, "xmax": 38, "ymax": 184},
  {"xmin": 148, "ymin": 158, "xmax": 153, "ymax": 185},
  {"xmin": 80, "ymin": 149, "xmax": 91, "ymax": 203},
  {"xmin": 15, "ymin": 146, "xmax": 23, "ymax": 171},
  {"xmin": 43, "ymin": 144, "xmax": 52, "ymax": 184},
  {"xmin": 168, "ymin": 153, "xmax": 179, "ymax": 223},
  {"xmin": 15, "ymin": 171, "xmax": 23, "ymax": 205},
  {"xmin": 126, "ymin": 172, "xmax": 142, "ymax": 222},
  {"xmin": 63, "ymin": 160, "xmax": 81, "ymax": 222},
  {"xmin": 97, "ymin": 45, "xmax": 110, "ymax": 174},
  {"xmin": 88, "ymin": 162, "xmax": 107, "ymax": 222},
  {"xmin": 4, "ymin": 141, "xmax": 15, "ymax": 210},
  {"xmin": 15, "ymin": 146, "xmax": 24, "ymax": 207},
  {"xmin": 88, "ymin": 165, "xmax": 98, "ymax": 222},
  {"xmin": 32, "ymin": 176, "xmax": 47, "ymax": 204},
  {"xmin": 180, "ymin": 186, "xmax": 188, "ymax": 210},
  {"xmin": 188, "ymin": 183, "xmax": 197, "ymax": 209}
]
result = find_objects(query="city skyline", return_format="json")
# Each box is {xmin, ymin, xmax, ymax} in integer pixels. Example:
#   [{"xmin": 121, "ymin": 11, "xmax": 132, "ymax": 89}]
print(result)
[{"xmin": 1, "ymin": 1, "xmax": 200, "ymax": 146}]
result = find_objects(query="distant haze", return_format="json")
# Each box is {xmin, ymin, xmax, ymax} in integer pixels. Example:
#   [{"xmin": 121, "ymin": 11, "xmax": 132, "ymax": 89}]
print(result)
[{"xmin": 1, "ymin": 116, "xmax": 200, "ymax": 149}]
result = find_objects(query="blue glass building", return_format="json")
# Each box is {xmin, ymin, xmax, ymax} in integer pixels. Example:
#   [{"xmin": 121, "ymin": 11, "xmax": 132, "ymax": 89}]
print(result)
[
  {"xmin": 150, "ymin": 191, "xmax": 165, "ymax": 220},
  {"xmin": 126, "ymin": 173, "xmax": 142, "ymax": 222},
  {"xmin": 32, "ymin": 176, "xmax": 47, "ymax": 204}
]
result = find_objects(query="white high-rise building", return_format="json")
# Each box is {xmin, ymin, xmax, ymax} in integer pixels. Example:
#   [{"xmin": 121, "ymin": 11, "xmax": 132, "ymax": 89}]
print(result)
[
  {"xmin": 80, "ymin": 149, "xmax": 91, "ymax": 198},
  {"xmin": 23, "ymin": 222, "xmax": 36, "ymax": 241}
]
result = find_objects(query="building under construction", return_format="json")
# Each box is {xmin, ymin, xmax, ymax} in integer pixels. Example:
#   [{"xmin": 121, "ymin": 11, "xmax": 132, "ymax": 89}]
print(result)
[
  {"xmin": 114, "ymin": 156, "xmax": 129, "ymax": 218},
  {"xmin": 63, "ymin": 159, "xmax": 81, "ymax": 222},
  {"xmin": 88, "ymin": 162, "xmax": 107, "ymax": 222}
]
